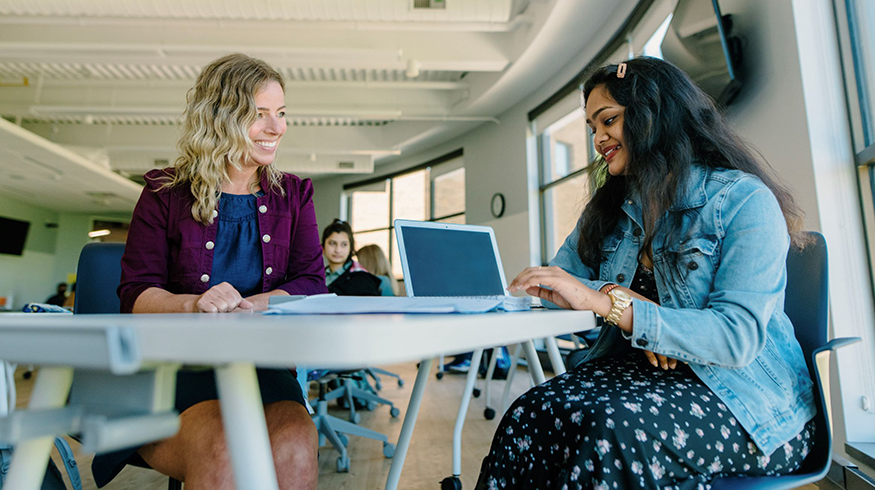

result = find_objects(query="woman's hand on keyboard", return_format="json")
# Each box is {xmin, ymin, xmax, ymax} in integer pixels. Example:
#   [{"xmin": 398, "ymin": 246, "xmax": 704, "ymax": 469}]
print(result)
[{"xmin": 507, "ymin": 266, "xmax": 600, "ymax": 312}]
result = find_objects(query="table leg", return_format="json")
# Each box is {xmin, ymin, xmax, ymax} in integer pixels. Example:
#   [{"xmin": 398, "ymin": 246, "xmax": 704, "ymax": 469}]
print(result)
[
  {"xmin": 452, "ymin": 349, "xmax": 484, "ymax": 477},
  {"xmin": 521, "ymin": 340, "xmax": 546, "ymax": 385},
  {"xmin": 544, "ymin": 337, "xmax": 566, "ymax": 376},
  {"xmin": 4, "ymin": 367, "xmax": 74, "ymax": 490},
  {"xmin": 385, "ymin": 357, "xmax": 432, "ymax": 490},
  {"xmin": 214, "ymin": 362, "xmax": 279, "ymax": 490}
]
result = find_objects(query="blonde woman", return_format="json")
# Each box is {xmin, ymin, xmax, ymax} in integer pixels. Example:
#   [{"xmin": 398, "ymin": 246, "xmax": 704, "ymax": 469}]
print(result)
[
  {"xmin": 356, "ymin": 244, "xmax": 398, "ymax": 296},
  {"xmin": 103, "ymin": 54, "xmax": 325, "ymax": 489}
]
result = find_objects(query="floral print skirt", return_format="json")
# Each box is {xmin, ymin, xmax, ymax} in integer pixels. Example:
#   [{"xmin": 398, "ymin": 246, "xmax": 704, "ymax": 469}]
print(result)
[{"xmin": 476, "ymin": 353, "xmax": 814, "ymax": 490}]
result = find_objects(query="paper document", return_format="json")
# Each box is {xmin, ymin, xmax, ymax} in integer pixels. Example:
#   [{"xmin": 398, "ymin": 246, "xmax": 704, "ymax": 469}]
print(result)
[{"xmin": 265, "ymin": 294, "xmax": 514, "ymax": 315}]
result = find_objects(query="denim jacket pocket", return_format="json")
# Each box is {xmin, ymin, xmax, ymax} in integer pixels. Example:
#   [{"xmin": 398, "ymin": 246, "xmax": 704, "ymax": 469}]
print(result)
[
  {"xmin": 599, "ymin": 233, "xmax": 623, "ymax": 282},
  {"xmin": 755, "ymin": 340, "xmax": 792, "ymax": 394},
  {"xmin": 665, "ymin": 237, "xmax": 719, "ymax": 308}
]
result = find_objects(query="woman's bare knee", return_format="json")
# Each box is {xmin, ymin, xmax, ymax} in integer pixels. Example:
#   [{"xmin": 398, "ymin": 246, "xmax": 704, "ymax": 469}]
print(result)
[
  {"xmin": 265, "ymin": 402, "xmax": 318, "ymax": 490},
  {"xmin": 139, "ymin": 400, "xmax": 234, "ymax": 488}
]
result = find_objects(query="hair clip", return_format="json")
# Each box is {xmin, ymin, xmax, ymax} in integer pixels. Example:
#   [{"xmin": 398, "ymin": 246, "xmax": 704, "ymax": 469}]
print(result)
[{"xmin": 617, "ymin": 63, "xmax": 627, "ymax": 79}]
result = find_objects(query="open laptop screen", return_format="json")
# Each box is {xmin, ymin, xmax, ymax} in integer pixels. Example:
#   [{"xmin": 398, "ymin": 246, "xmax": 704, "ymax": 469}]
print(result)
[{"xmin": 401, "ymin": 226, "xmax": 505, "ymax": 297}]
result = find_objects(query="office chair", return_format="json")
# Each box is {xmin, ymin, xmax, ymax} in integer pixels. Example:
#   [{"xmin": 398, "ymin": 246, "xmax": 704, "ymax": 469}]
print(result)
[
  {"xmin": 315, "ymin": 370, "xmax": 400, "ymax": 423},
  {"xmin": 310, "ymin": 378, "xmax": 395, "ymax": 473},
  {"xmin": 710, "ymin": 231, "xmax": 860, "ymax": 489},
  {"xmin": 74, "ymin": 242, "xmax": 184, "ymax": 490}
]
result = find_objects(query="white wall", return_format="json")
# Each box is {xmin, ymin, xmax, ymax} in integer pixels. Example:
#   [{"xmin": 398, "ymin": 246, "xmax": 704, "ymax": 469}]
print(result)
[{"xmin": 0, "ymin": 195, "xmax": 61, "ymax": 309}]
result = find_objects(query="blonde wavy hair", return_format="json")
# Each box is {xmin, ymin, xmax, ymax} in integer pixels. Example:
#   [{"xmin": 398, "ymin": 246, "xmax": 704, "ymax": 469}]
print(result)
[
  {"xmin": 356, "ymin": 244, "xmax": 398, "ymax": 295},
  {"xmin": 162, "ymin": 53, "xmax": 286, "ymax": 224}
]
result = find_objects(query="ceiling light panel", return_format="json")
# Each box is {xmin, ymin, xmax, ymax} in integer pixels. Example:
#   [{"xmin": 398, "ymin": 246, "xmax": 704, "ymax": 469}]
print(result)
[{"xmin": 0, "ymin": 0, "xmax": 522, "ymax": 23}]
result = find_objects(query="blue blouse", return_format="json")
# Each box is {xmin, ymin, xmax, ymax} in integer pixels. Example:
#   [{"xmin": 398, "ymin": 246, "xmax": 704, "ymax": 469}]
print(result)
[{"xmin": 209, "ymin": 192, "xmax": 264, "ymax": 297}]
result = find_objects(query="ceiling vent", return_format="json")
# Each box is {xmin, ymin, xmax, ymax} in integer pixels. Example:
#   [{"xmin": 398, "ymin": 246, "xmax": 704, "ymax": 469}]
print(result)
[{"xmin": 413, "ymin": 0, "xmax": 445, "ymax": 9}]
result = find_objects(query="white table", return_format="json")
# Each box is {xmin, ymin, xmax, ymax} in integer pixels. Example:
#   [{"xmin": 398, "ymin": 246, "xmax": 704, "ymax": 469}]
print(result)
[{"xmin": 0, "ymin": 309, "xmax": 594, "ymax": 489}]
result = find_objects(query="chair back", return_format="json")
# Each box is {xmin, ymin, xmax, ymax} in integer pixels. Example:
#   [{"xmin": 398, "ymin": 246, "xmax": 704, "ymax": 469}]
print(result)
[
  {"xmin": 784, "ymin": 232, "xmax": 829, "ymax": 377},
  {"xmin": 73, "ymin": 242, "xmax": 126, "ymax": 314},
  {"xmin": 712, "ymin": 231, "xmax": 831, "ymax": 489}
]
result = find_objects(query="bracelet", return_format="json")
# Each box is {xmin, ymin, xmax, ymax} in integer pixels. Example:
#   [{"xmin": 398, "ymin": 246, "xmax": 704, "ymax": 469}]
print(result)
[{"xmin": 600, "ymin": 283, "xmax": 620, "ymax": 295}]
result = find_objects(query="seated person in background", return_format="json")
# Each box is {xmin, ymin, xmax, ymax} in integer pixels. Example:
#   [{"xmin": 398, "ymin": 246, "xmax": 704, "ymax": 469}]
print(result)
[
  {"xmin": 45, "ymin": 282, "xmax": 67, "ymax": 307},
  {"xmin": 322, "ymin": 219, "xmax": 381, "ymax": 296},
  {"xmin": 356, "ymin": 244, "xmax": 398, "ymax": 296},
  {"xmin": 477, "ymin": 57, "xmax": 816, "ymax": 489},
  {"xmin": 101, "ymin": 53, "xmax": 326, "ymax": 490},
  {"xmin": 62, "ymin": 282, "xmax": 75, "ymax": 309}
]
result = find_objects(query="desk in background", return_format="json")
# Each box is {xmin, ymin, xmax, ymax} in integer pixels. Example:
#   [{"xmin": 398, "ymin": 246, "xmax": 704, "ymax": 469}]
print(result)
[{"xmin": 0, "ymin": 309, "xmax": 595, "ymax": 489}]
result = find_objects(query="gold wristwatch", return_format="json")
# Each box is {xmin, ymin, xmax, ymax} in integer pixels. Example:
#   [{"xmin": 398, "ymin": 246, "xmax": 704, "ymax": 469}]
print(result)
[{"xmin": 605, "ymin": 288, "xmax": 633, "ymax": 326}]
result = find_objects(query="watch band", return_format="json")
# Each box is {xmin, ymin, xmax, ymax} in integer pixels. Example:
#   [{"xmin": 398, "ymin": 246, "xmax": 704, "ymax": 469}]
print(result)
[{"xmin": 605, "ymin": 290, "xmax": 632, "ymax": 326}]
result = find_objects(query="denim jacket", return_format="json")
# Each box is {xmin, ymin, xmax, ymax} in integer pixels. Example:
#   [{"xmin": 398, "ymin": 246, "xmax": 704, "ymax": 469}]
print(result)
[{"xmin": 549, "ymin": 165, "xmax": 815, "ymax": 456}]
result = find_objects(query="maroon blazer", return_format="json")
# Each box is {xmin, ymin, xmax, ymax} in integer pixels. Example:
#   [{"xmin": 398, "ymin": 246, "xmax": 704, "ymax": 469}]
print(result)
[{"xmin": 118, "ymin": 168, "xmax": 327, "ymax": 313}]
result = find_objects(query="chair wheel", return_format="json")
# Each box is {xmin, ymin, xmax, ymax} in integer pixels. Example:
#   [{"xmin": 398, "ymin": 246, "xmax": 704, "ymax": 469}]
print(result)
[
  {"xmin": 390, "ymin": 407, "xmax": 400, "ymax": 418},
  {"xmin": 350, "ymin": 412, "xmax": 362, "ymax": 424},
  {"xmin": 440, "ymin": 476, "xmax": 462, "ymax": 490},
  {"xmin": 484, "ymin": 407, "xmax": 496, "ymax": 420},
  {"xmin": 336, "ymin": 456, "xmax": 350, "ymax": 473},
  {"xmin": 338, "ymin": 434, "xmax": 349, "ymax": 447},
  {"xmin": 366, "ymin": 401, "xmax": 378, "ymax": 411},
  {"xmin": 472, "ymin": 388, "xmax": 481, "ymax": 398},
  {"xmin": 383, "ymin": 442, "xmax": 395, "ymax": 458},
  {"xmin": 397, "ymin": 379, "xmax": 404, "ymax": 387},
  {"xmin": 436, "ymin": 371, "xmax": 444, "ymax": 380}
]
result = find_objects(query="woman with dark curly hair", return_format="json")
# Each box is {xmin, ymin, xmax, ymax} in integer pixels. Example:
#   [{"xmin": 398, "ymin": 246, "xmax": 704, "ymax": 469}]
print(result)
[{"xmin": 477, "ymin": 57, "xmax": 815, "ymax": 489}]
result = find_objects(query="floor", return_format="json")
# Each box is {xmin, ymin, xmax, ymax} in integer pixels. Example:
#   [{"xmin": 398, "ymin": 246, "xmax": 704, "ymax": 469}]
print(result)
[{"xmin": 13, "ymin": 362, "xmax": 827, "ymax": 489}]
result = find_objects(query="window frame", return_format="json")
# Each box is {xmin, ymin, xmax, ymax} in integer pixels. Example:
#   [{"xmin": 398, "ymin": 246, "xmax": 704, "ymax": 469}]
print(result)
[{"xmin": 343, "ymin": 149, "xmax": 465, "ymax": 277}]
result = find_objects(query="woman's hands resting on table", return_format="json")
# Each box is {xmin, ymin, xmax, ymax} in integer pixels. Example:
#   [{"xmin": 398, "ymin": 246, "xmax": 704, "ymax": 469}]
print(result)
[{"xmin": 508, "ymin": 266, "xmax": 678, "ymax": 370}]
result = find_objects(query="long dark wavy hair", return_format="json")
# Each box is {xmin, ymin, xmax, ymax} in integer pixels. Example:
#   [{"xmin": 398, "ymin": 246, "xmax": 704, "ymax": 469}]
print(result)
[{"xmin": 576, "ymin": 57, "xmax": 804, "ymax": 270}]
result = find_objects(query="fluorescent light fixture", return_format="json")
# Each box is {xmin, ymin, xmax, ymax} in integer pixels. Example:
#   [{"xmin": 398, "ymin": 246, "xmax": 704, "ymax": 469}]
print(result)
[{"xmin": 88, "ymin": 229, "xmax": 111, "ymax": 238}]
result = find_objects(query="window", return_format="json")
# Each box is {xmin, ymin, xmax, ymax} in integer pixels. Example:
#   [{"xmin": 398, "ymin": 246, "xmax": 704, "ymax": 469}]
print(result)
[
  {"xmin": 535, "ymin": 100, "xmax": 595, "ymax": 263},
  {"xmin": 345, "ymin": 150, "xmax": 465, "ymax": 279},
  {"xmin": 839, "ymin": 0, "xmax": 875, "ymax": 276}
]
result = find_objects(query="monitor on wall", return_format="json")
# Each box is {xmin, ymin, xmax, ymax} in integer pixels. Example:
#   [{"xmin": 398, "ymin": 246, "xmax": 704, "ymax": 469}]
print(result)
[
  {"xmin": 0, "ymin": 216, "xmax": 30, "ymax": 256},
  {"xmin": 660, "ymin": 0, "xmax": 742, "ymax": 106}
]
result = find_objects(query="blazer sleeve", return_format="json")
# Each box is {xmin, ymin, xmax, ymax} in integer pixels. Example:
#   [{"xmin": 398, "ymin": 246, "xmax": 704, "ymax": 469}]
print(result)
[
  {"xmin": 276, "ymin": 178, "xmax": 328, "ymax": 296},
  {"xmin": 117, "ymin": 176, "xmax": 171, "ymax": 313}
]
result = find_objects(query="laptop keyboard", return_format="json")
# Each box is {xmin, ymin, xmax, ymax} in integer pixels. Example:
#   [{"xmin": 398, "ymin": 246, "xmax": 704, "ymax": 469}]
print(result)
[{"xmin": 415, "ymin": 295, "xmax": 533, "ymax": 310}]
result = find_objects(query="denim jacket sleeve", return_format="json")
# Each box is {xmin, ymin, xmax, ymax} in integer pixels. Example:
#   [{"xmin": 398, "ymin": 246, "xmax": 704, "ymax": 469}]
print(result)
[
  {"xmin": 630, "ymin": 177, "xmax": 789, "ymax": 368},
  {"xmin": 545, "ymin": 219, "xmax": 613, "ymax": 309}
]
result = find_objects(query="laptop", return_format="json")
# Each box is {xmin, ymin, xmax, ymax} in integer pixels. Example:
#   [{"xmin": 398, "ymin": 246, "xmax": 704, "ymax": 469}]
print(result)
[{"xmin": 394, "ymin": 219, "xmax": 530, "ymax": 308}]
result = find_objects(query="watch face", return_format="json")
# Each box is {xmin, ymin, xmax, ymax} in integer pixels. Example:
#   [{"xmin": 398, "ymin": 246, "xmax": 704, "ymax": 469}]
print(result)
[{"xmin": 611, "ymin": 289, "xmax": 632, "ymax": 301}]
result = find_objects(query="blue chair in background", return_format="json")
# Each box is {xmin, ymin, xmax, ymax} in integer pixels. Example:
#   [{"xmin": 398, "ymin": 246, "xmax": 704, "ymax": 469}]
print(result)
[
  {"xmin": 74, "ymin": 242, "xmax": 183, "ymax": 490},
  {"xmin": 712, "ymin": 232, "xmax": 861, "ymax": 489},
  {"xmin": 73, "ymin": 242, "xmax": 126, "ymax": 315}
]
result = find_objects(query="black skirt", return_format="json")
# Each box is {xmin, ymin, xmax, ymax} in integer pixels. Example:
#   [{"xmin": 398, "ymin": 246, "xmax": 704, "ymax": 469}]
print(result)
[{"xmin": 91, "ymin": 367, "xmax": 306, "ymax": 487}]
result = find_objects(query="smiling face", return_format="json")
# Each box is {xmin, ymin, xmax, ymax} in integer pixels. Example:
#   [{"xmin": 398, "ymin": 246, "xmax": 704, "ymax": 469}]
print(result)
[
  {"xmin": 247, "ymin": 80, "xmax": 287, "ymax": 168},
  {"xmin": 323, "ymin": 232, "xmax": 352, "ymax": 269},
  {"xmin": 585, "ymin": 85, "xmax": 628, "ymax": 176}
]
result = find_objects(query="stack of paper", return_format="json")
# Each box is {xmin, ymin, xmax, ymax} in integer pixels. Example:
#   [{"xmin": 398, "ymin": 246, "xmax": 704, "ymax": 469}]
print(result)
[{"xmin": 265, "ymin": 294, "xmax": 509, "ymax": 315}]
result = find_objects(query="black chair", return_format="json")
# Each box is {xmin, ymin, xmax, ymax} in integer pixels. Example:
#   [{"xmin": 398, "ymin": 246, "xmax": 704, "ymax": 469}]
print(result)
[
  {"xmin": 74, "ymin": 242, "xmax": 183, "ymax": 490},
  {"xmin": 711, "ymin": 232, "xmax": 861, "ymax": 489}
]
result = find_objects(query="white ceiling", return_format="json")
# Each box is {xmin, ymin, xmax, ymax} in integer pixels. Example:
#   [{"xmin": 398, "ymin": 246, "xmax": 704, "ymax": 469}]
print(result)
[{"xmin": 0, "ymin": 0, "xmax": 634, "ymax": 213}]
